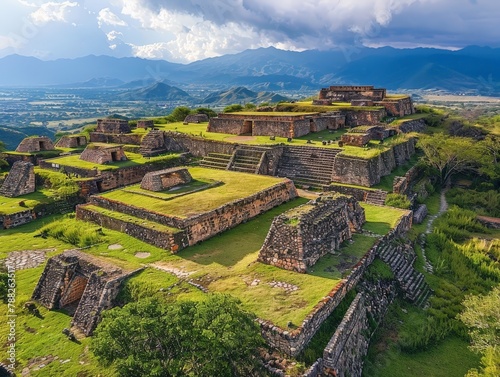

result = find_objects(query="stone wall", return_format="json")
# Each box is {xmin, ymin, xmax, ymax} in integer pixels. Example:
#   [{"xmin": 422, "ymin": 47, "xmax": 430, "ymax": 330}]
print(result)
[
  {"xmin": 393, "ymin": 164, "xmax": 423, "ymax": 195},
  {"xmin": 76, "ymin": 205, "xmax": 189, "ymax": 252},
  {"xmin": 324, "ymin": 184, "xmax": 372, "ymax": 202},
  {"xmin": 15, "ymin": 136, "xmax": 55, "ymax": 153},
  {"xmin": 55, "ymin": 135, "xmax": 87, "ymax": 148},
  {"xmin": 0, "ymin": 209, "xmax": 36, "ymax": 229},
  {"xmin": 341, "ymin": 109, "xmax": 387, "ymax": 127},
  {"xmin": 184, "ymin": 114, "xmax": 209, "ymax": 123},
  {"xmin": 332, "ymin": 138, "xmax": 416, "ymax": 187},
  {"xmin": 84, "ymin": 180, "xmax": 298, "ymax": 246},
  {"xmin": 96, "ymin": 119, "xmax": 130, "ymax": 134},
  {"xmin": 397, "ymin": 118, "xmax": 426, "ymax": 133},
  {"xmin": 140, "ymin": 167, "xmax": 192, "ymax": 191},
  {"xmin": 340, "ymin": 132, "xmax": 371, "ymax": 147},
  {"xmin": 0, "ymin": 161, "xmax": 36, "ymax": 197},
  {"xmin": 376, "ymin": 97, "xmax": 414, "ymax": 117},
  {"xmin": 90, "ymin": 132, "xmax": 142, "ymax": 145},
  {"xmin": 258, "ymin": 194, "xmax": 365, "ymax": 272},
  {"xmin": 137, "ymin": 120, "xmax": 154, "ymax": 128},
  {"xmin": 319, "ymin": 86, "xmax": 386, "ymax": 102}
]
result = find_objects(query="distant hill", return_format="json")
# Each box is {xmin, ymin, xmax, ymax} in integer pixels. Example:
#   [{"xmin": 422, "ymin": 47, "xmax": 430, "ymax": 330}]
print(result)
[
  {"xmin": 57, "ymin": 77, "xmax": 125, "ymax": 88},
  {"xmin": 201, "ymin": 86, "xmax": 290, "ymax": 105},
  {"xmin": 116, "ymin": 82, "xmax": 193, "ymax": 101},
  {"xmin": 1, "ymin": 46, "xmax": 500, "ymax": 95}
]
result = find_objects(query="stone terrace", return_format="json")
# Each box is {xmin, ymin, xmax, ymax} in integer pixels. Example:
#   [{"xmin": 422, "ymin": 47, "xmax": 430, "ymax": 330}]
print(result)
[{"xmin": 76, "ymin": 167, "xmax": 297, "ymax": 251}]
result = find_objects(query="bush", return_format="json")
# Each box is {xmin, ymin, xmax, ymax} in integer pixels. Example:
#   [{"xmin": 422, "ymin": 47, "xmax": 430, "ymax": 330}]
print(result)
[
  {"xmin": 384, "ymin": 193, "xmax": 411, "ymax": 209},
  {"xmin": 40, "ymin": 217, "xmax": 104, "ymax": 247}
]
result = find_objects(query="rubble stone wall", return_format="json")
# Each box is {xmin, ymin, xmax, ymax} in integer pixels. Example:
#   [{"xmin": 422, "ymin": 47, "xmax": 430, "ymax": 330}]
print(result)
[
  {"xmin": 258, "ymin": 195, "xmax": 365, "ymax": 272},
  {"xmin": 90, "ymin": 132, "xmax": 142, "ymax": 145}
]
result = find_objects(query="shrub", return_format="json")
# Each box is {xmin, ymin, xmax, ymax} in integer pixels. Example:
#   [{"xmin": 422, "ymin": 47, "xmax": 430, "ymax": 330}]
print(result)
[
  {"xmin": 384, "ymin": 193, "xmax": 411, "ymax": 209},
  {"xmin": 39, "ymin": 217, "xmax": 104, "ymax": 247}
]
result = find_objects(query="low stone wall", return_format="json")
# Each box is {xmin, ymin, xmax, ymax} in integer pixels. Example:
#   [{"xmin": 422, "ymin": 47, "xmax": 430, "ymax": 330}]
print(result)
[
  {"xmin": 324, "ymin": 184, "xmax": 379, "ymax": 202},
  {"xmin": 397, "ymin": 118, "xmax": 426, "ymax": 133},
  {"xmin": 76, "ymin": 205, "xmax": 189, "ymax": 251},
  {"xmin": 85, "ymin": 180, "xmax": 297, "ymax": 246},
  {"xmin": 0, "ymin": 209, "xmax": 36, "ymax": 229},
  {"xmin": 393, "ymin": 164, "xmax": 423, "ymax": 195},
  {"xmin": 164, "ymin": 132, "xmax": 236, "ymax": 157},
  {"xmin": 90, "ymin": 132, "xmax": 142, "ymax": 145},
  {"xmin": 332, "ymin": 138, "xmax": 416, "ymax": 187}
]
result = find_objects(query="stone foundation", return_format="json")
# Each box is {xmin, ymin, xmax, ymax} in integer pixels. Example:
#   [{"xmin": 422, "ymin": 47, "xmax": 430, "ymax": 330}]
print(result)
[
  {"xmin": 258, "ymin": 194, "xmax": 365, "ymax": 272},
  {"xmin": 80, "ymin": 144, "xmax": 127, "ymax": 164},
  {"xmin": 96, "ymin": 119, "xmax": 130, "ymax": 134}
]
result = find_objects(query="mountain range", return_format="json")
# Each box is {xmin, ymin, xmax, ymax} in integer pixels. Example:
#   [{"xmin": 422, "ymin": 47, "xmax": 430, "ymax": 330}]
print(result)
[{"xmin": 0, "ymin": 46, "xmax": 499, "ymax": 95}]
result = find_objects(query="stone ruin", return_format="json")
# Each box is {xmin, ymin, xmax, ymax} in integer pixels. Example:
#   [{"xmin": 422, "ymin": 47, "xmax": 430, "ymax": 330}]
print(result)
[
  {"xmin": 79, "ymin": 143, "xmax": 127, "ymax": 164},
  {"xmin": 0, "ymin": 161, "xmax": 35, "ymax": 197},
  {"xmin": 55, "ymin": 135, "xmax": 87, "ymax": 148},
  {"xmin": 96, "ymin": 118, "xmax": 131, "ymax": 134},
  {"xmin": 340, "ymin": 125, "xmax": 396, "ymax": 147},
  {"xmin": 32, "ymin": 250, "xmax": 138, "ymax": 335},
  {"xmin": 139, "ymin": 129, "xmax": 168, "ymax": 157},
  {"xmin": 15, "ymin": 136, "xmax": 55, "ymax": 153},
  {"xmin": 184, "ymin": 113, "xmax": 209, "ymax": 124},
  {"xmin": 207, "ymin": 112, "xmax": 345, "ymax": 138},
  {"xmin": 140, "ymin": 167, "xmax": 192, "ymax": 192},
  {"xmin": 315, "ymin": 85, "xmax": 415, "ymax": 117},
  {"xmin": 258, "ymin": 194, "xmax": 365, "ymax": 272},
  {"xmin": 318, "ymin": 85, "xmax": 387, "ymax": 102},
  {"xmin": 136, "ymin": 119, "xmax": 154, "ymax": 129}
]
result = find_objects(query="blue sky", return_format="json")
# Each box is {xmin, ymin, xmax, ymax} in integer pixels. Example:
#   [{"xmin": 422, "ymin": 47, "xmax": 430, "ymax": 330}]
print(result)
[{"xmin": 0, "ymin": 0, "xmax": 498, "ymax": 63}]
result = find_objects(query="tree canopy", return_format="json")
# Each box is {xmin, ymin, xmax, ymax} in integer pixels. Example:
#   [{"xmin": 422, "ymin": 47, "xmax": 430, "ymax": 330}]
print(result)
[
  {"xmin": 91, "ymin": 294, "xmax": 265, "ymax": 377},
  {"xmin": 417, "ymin": 135, "xmax": 483, "ymax": 185}
]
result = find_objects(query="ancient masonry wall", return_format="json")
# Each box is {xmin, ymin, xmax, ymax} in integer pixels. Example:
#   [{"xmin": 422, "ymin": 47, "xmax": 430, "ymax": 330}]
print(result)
[
  {"xmin": 90, "ymin": 132, "xmax": 142, "ymax": 145},
  {"xmin": 76, "ymin": 205, "xmax": 189, "ymax": 252},
  {"xmin": 39, "ymin": 156, "xmax": 185, "ymax": 192},
  {"xmin": 258, "ymin": 195, "xmax": 365, "ymax": 272},
  {"xmin": 32, "ymin": 250, "xmax": 140, "ymax": 335},
  {"xmin": 259, "ymin": 211, "xmax": 412, "ymax": 357},
  {"xmin": 341, "ymin": 109, "xmax": 387, "ymax": 127},
  {"xmin": 15, "ymin": 136, "xmax": 55, "ymax": 153},
  {"xmin": 83, "ymin": 180, "xmax": 298, "ymax": 246},
  {"xmin": 397, "ymin": 118, "xmax": 426, "ymax": 133},
  {"xmin": 324, "ymin": 184, "xmax": 373, "ymax": 202},
  {"xmin": 332, "ymin": 138, "xmax": 416, "ymax": 187},
  {"xmin": 140, "ymin": 167, "xmax": 192, "ymax": 191},
  {"xmin": 393, "ymin": 165, "xmax": 423, "ymax": 195}
]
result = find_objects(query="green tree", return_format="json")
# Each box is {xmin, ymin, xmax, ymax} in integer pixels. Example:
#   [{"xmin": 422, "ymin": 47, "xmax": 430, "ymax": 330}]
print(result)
[
  {"xmin": 91, "ymin": 294, "xmax": 264, "ymax": 377},
  {"xmin": 244, "ymin": 103, "xmax": 256, "ymax": 110},
  {"xmin": 459, "ymin": 286, "xmax": 500, "ymax": 377},
  {"xmin": 169, "ymin": 106, "xmax": 192, "ymax": 122},
  {"xmin": 417, "ymin": 135, "xmax": 482, "ymax": 185},
  {"xmin": 193, "ymin": 107, "xmax": 217, "ymax": 118},
  {"xmin": 0, "ymin": 140, "xmax": 7, "ymax": 170},
  {"xmin": 223, "ymin": 104, "xmax": 244, "ymax": 113}
]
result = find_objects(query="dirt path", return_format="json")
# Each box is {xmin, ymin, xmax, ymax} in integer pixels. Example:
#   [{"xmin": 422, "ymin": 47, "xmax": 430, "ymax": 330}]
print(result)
[{"xmin": 420, "ymin": 189, "xmax": 449, "ymax": 274}]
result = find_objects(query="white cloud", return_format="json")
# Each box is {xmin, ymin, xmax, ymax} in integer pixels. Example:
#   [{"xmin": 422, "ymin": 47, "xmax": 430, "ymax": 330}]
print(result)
[
  {"xmin": 30, "ymin": 1, "xmax": 78, "ymax": 26},
  {"xmin": 97, "ymin": 8, "xmax": 128, "ymax": 27},
  {"xmin": 129, "ymin": 42, "xmax": 172, "ymax": 60},
  {"xmin": 106, "ymin": 30, "xmax": 123, "ymax": 42}
]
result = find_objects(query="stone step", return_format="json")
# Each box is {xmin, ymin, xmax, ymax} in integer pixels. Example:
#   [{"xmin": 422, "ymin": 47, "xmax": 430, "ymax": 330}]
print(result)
[{"xmin": 231, "ymin": 166, "xmax": 256, "ymax": 173}]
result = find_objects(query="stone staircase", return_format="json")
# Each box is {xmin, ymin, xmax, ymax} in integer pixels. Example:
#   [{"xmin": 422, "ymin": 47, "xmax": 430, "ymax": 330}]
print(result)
[
  {"xmin": 365, "ymin": 190, "xmax": 387, "ymax": 205},
  {"xmin": 276, "ymin": 146, "xmax": 341, "ymax": 189},
  {"xmin": 199, "ymin": 153, "xmax": 232, "ymax": 170},
  {"xmin": 228, "ymin": 146, "xmax": 270, "ymax": 174},
  {"xmin": 139, "ymin": 130, "xmax": 167, "ymax": 157},
  {"xmin": 377, "ymin": 242, "xmax": 432, "ymax": 307}
]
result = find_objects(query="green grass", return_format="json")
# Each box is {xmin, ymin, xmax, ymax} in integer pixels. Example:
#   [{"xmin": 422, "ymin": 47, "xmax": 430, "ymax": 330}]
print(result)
[
  {"xmin": 99, "ymin": 167, "xmax": 287, "ymax": 217},
  {"xmin": 361, "ymin": 203, "xmax": 407, "ymax": 234},
  {"xmin": 45, "ymin": 151, "xmax": 180, "ymax": 171},
  {"xmin": 0, "ymin": 189, "xmax": 57, "ymax": 215},
  {"xmin": 389, "ymin": 113, "xmax": 429, "ymax": 126}
]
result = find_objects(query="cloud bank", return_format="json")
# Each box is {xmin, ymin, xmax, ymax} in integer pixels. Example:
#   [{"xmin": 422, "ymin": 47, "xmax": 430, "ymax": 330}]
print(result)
[{"xmin": 0, "ymin": 0, "xmax": 498, "ymax": 61}]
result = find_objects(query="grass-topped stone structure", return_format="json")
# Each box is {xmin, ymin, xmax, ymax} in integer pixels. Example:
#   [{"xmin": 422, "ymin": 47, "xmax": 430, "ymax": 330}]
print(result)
[
  {"xmin": 259, "ymin": 194, "xmax": 366, "ymax": 272},
  {"xmin": 76, "ymin": 167, "xmax": 298, "ymax": 251}
]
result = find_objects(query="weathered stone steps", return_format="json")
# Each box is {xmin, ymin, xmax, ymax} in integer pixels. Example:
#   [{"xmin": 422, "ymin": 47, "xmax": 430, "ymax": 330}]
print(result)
[
  {"xmin": 199, "ymin": 153, "xmax": 232, "ymax": 170},
  {"xmin": 377, "ymin": 243, "xmax": 431, "ymax": 307},
  {"xmin": 365, "ymin": 190, "xmax": 387, "ymax": 205}
]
